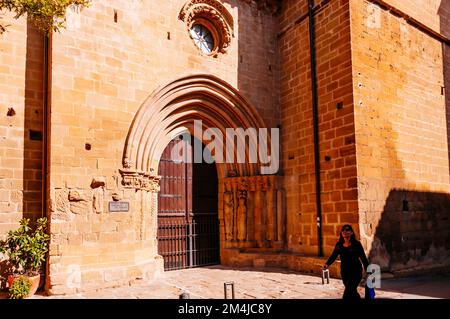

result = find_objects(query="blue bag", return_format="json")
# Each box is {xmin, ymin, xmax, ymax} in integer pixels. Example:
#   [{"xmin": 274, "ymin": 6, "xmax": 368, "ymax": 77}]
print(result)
[{"xmin": 365, "ymin": 284, "xmax": 376, "ymax": 300}]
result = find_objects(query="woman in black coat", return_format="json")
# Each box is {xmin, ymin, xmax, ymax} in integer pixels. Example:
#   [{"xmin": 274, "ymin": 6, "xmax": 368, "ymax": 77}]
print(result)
[{"xmin": 322, "ymin": 224, "xmax": 369, "ymax": 300}]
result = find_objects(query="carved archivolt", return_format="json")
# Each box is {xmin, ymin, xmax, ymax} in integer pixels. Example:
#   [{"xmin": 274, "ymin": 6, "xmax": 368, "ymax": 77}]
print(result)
[
  {"xmin": 179, "ymin": 0, "xmax": 234, "ymax": 56},
  {"xmin": 121, "ymin": 74, "xmax": 268, "ymax": 182}
]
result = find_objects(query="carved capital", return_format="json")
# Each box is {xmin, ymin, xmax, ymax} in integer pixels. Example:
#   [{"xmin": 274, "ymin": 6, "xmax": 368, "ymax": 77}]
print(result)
[
  {"xmin": 227, "ymin": 169, "xmax": 238, "ymax": 177},
  {"xmin": 148, "ymin": 175, "xmax": 161, "ymax": 193},
  {"xmin": 119, "ymin": 169, "xmax": 141, "ymax": 188},
  {"xmin": 223, "ymin": 175, "xmax": 279, "ymax": 193},
  {"xmin": 119, "ymin": 169, "xmax": 161, "ymax": 192},
  {"xmin": 123, "ymin": 157, "xmax": 132, "ymax": 169},
  {"xmin": 238, "ymin": 189, "xmax": 248, "ymax": 199},
  {"xmin": 238, "ymin": 179, "xmax": 248, "ymax": 192}
]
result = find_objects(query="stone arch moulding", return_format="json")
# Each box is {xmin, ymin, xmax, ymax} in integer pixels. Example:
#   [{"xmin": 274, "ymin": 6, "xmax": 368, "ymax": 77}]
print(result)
[
  {"xmin": 179, "ymin": 0, "xmax": 234, "ymax": 56},
  {"xmin": 120, "ymin": 74, "xmax": 272, "ymax": 191}
]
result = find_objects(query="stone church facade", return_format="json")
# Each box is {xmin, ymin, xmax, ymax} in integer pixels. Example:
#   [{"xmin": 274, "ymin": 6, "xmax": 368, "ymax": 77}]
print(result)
[{"xmin": 0, "ymin": 0, "xmax": 449, "ymax": 295}]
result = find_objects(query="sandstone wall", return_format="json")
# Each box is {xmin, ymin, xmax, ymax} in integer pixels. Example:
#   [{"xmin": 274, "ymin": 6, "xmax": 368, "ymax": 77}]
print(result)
[
  {"xmin": 47, "ymin": 0, "xmax": 279, "ymax": 294},
  {"xmin": 0, "ymin": 16, "xmax": 44, "ymax": 238},
  {"xmin": 279, "ymin": 0, "xmax": 359, "ymax": 256},
  {"xmin": 350, "ymin": 0, "xmax": 450, "ymax": 273}
]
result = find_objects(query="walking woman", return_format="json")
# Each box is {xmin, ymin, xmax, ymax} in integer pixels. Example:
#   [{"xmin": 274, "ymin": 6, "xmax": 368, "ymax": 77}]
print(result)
[{"xmin": 322, "ymin": 224, "xmax": 369, "ymax": 300}]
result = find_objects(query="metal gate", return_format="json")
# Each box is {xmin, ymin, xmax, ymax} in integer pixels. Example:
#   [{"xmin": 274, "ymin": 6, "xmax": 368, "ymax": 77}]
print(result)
[{"xmin": 157, "ymin": 137, "xmax": 219, "ymax": 271}]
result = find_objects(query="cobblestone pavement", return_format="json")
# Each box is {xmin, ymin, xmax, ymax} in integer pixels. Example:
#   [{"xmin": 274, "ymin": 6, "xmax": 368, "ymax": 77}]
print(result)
[{"xmin": 21, "ymin": 266, "xmax": 450, "ymax": 299}]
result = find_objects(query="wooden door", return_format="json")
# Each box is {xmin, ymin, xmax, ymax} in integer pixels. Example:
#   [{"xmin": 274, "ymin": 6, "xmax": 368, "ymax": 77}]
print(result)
[{"xmin": 157, "ymin": 137, "xmax": 219, "ymax": 270}]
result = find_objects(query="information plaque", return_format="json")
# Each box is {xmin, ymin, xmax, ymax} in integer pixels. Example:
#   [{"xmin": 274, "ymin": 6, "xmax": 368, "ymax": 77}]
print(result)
[{"xmin": 108, "ymin": 201, "xmax": 129, "ymax": 212}]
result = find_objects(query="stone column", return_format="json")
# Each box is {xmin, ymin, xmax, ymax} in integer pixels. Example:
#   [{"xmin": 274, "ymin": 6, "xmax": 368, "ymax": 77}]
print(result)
[
  {"xmin": 246, "ymin": 179, "xmax": 256, "ymax": 244},
  {"xmin": 236, "ymin": 180, "xmax": 248, "ymax": 242},
  {"xmin": 231, "ymin": 179, "xmax": 238, "ymax": 241},
  {"xmin": 149, "ymin": 177, "xmax": 160, "ymax": 254},
  {"xmin": 140, "ymin": 189, "xmax": 146, "ymax": 240},
  {"xmin": 259, "ymin": 177, "xmax": 269, "ymax": 248},
  {"xmin": 253, "ymin": 177, "xmax": 264, "ymax": 248},
  {"xmin": 265, "ymin": 177, "xmax": 276, "ymax": 244},
  {"xmin": 275, "ymin": 188, "xmax": 286, "ymax": 249}
]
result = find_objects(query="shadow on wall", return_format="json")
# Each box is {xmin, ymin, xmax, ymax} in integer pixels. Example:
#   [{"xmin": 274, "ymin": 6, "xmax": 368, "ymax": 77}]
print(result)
[
  {"xmin": 0, "ymin": 261, "xmax": 13, "ymax": 290},
  {"xmin": 363, "ymin": 2, "xmax": 450, "ymax": 276},
  {"xmin": 370, "ymin": 189, "xmax": 450, "ymax": 275},
  {"xmin": 441, "ymin": 0, "xmax": 450, "ymax": 176},
  {"xmin": 23, "ymin": 20, "xmax": 44, "ymax": 221},
  {"xmin": 1, "ymin": 20, "xmax": 44, "ymax": 291}
]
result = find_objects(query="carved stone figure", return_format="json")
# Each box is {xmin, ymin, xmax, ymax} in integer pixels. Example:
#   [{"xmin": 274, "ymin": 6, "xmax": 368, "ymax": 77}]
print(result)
[
  {"xmin": 237, "ymin": 189, "xmax": 247, "ymax": 242},
  {"xmin": 223, "ymin": 184, "xmax": 234, "ymax": 241}
]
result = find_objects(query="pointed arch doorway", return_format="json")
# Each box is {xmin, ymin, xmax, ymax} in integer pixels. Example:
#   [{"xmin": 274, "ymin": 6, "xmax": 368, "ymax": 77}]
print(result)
[
  {"xmin": 157, "ymin": 135, "xmax": 219, "ymax": 271},
  {"xmin": 120, "ymin": 74, "xmax": 285, "ymax": 275}
]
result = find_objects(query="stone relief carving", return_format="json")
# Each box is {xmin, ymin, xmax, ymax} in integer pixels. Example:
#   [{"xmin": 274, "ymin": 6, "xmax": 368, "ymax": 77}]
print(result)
[
  {"xmin": 119, "ymin": 169, "xmax": 161, "ymax": 192},
  {"xmin": 227, "ymin": 169, "xmax": 238, "ymax": 177},
  {"xmin": 90, "ymin": 177, "xmax": 106, "ymax": 189},
  {"xmin": 237, "ymin": 189, "xmax": 247, "ymax": 242},
  {"xmin": 51, "ymin": 189, "xmax": 71, "ymax": 221},
  {"xmin": 68, "ymin": 190, "xmax": 92, "ymax": 215},
  {"xmin": 112, "ymin": 192, "xmax": 122, "ymax": 201},
  {"xmin": 123, "ymin": 157, "xmax": 132, "ymax": 169},
  {"xmin": 223, "ymin": 182, "xmax": 234, "ymax": 241},
  {"xmin": 68, "ymin": 189, "xmax": 89, "ymax": 202},
  {"xmin": 223, "ymin": 175, "xmax": 286, "ymax": 248}
]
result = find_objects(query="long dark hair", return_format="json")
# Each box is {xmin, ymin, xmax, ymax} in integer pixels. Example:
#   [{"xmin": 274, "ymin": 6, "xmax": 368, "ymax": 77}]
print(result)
[{"xmin": 338, "ymin": 224, "xmax": 357, "ymax": 244}]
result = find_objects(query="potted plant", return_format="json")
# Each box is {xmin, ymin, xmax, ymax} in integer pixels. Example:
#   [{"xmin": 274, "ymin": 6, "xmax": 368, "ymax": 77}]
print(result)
[
  {"xmin": 8, "ymin": 275, "xmax": 31, "ymax": 299},
  {"xmin": 0, "ymin": 217, "xmax": 50, "ymax": 298}
]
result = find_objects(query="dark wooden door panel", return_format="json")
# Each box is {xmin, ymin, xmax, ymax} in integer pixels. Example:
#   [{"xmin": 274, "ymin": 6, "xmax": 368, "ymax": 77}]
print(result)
[{"xmin": 157, "ymin": 137, "xmax": 219, "ymax": 271}]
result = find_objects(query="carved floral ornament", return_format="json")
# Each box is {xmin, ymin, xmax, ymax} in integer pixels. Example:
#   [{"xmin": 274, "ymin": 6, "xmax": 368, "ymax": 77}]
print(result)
[
  {"xmin": 223, "ymin": 175, "xmax": 276, "ymax": 193},
  {"xmin": 179, "ymin": 0, "xmax": 234, "ymax": 57}
]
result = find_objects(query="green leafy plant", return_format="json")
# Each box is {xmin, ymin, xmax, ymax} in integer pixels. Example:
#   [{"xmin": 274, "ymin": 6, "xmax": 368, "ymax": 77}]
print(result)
[
  {"xmin": 8, "ymin": 275, "xmax": 31, "ymax": 299},
  {"xmin": 0, "ymin": 218, "xmax": 50, "ymax": 276},
  {"xmin": 0, "ymin": 0, "xmax": 90, "ymax": 34}
]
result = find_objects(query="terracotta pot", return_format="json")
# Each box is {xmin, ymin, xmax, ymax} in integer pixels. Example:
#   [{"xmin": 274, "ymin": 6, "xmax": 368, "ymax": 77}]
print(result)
[
  {"xmin": 27, "ymin": 274, "xmax": 41, "ymax": 297},
  {"xmin": 7, "ymin": 275, "xmax": 14, "ymax": 288},
  {"xmin": 7, "ymin": 274, "xmax": 41, "ymax": 298}
]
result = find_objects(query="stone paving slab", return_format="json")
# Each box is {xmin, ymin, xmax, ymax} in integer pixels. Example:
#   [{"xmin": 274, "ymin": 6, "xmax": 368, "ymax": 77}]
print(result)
[{"xmin": 3, "ymin": 266, "xmax": 449, "ymax": 299}]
